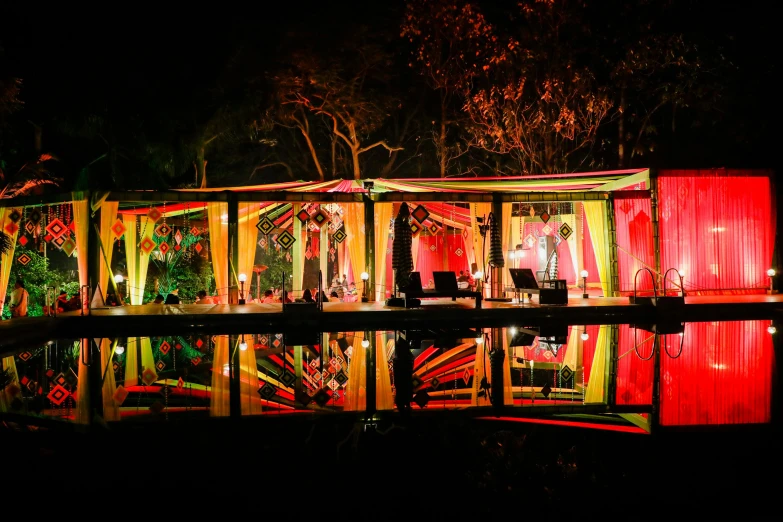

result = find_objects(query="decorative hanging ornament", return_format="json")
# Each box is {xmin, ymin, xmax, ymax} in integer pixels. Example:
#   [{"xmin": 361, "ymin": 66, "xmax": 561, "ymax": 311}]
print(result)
[
  {"xmin": 147, "ymin": 207, "xmax": 162, "ymax": 222},
  {"xmin": 111, "ymin": 219, "xmax": 126, "ymax": 239},
  {"xmin": 256, "ymin": 216, "xmax": 275, "ymax": 235},
  {"xmin": 155, "ymin": 223, "xmax": 172, "ymax": 237},
  {"xmin": 411, "ymin": 205, "xmax": 430, "ymax": 224},
  {"xmin": 332, "ymin": 228, "xmax": 347, "ymax": 243}
]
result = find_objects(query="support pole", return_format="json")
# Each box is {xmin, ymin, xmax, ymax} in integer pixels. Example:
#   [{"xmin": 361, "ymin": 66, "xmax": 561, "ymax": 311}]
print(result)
[
  {"xmin": 364, "ymin": 197, "xmax": 375, "ymax": 301},
  {"xmin": 227, "ymin": 193, "xmax": 239, "ymax": 304},
  {"xmin": 607, "ymin": 324, "xmax": 619, "ymax": 408},
  {"xmin": 491, "ymin": 198, "xmax": 503, "ymax": 299},
  {"xmin": 394, "ymin": 331, "xmax": 413, "ymax": 415},
  {"xmin": 650, "ymin": 333, "xmax": 662, "ymax": 433},
  {"xmin": 489, "ymin": 328, "xmax": 505, "ymax": 412},
  {"xmin": 650, "ymin": 170, "xmax": 662, "ymax": 289},
  {"xmin": 88, "ymin": 201, "xmax": 101, "ymax": 305},
  {"xmin": 607, "ymin": 198, "xmax": 619, "ymax": 296},
  {"xmin": 229, "ymin": 335, "xmax": 241, "ymax": 418}
]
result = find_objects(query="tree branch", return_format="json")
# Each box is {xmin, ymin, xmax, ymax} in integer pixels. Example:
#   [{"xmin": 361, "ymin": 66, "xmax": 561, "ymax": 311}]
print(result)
[{"xmin": 357, "ymin": 141, "xmax": 404, "ymax": 154}]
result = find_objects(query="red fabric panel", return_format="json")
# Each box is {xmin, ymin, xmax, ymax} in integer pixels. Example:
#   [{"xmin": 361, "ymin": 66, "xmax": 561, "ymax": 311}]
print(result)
[
  {"xmin": 415, "ymin": 234, "xmax": 444, "ymax": 285},
  {"xmin": 657, "ymin": 170, "xmax": 775, "ymax": 295},
  {"xmin": 660, "ymin": 320, "xmax": 774, "ymax": 426},
  {"xmin": 615, "ymin": 325, "xmax": 655, "ymax": 405},
  {"xmin": 511, "ymin": 221, "xmax": 578, "ymax": 284},
  {"xmin": 614, "ymin": 197, "xmax": 656, "ymax": 294},
  {"xmin": 446, "ymin": 234, "xmax": 469, "ymax": 275}
]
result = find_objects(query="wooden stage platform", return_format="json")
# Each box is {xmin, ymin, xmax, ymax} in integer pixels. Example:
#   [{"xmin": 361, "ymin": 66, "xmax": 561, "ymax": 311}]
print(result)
[{"xmin": 3, "ymin": 294, "xmax": 783, "ymax": 354}]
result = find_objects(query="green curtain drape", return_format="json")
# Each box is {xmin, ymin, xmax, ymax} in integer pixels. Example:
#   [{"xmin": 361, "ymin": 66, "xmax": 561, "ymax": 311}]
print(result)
[{"xmin": 584, "ymin": 201, "xmax": 610, "ymax": 296}]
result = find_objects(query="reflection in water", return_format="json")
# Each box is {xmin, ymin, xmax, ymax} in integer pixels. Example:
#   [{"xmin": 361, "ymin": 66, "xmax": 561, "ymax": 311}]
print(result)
[{"xmin": 0, "ymin": 320, "xmax": 775, "ymax": 431}]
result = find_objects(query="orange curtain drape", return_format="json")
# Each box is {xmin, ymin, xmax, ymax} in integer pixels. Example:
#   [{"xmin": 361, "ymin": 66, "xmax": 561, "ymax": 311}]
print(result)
[
  {"xmin": 374, "ymin": 203, "xmax": 394, "ymax": 300},
  {"xmin": 343, "ymin": 203, "xmax": 366, "ymax": 286},
  {"xmin": 0, "ymin": 207, "xmax": 21, "ymax": 312},
  {"xmin": 207, "ymin": 203, "xmax": 228, "ymax": 303}
]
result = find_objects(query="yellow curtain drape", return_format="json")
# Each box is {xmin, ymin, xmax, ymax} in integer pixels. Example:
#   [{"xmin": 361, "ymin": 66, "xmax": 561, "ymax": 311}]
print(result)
[
  {"xmin": 566, "ymin": 210, "xmax": 579, "ymax": 285},
  {"xmin": 98, "ymin": 201, "xmax": 119, "ymax": 304},
  {"xmin": 374, "ymin": 203, "xmax": 393, "ymax": 300},
  {"xmin": 123, "ymin": 337, "xmax": 155, "ymax": 387},
  {"xmin": 122, "ymin": 215, "xmax": 156, "ymax": 305},
  {"xmin": 585, "ymin": 325, "xmax": 609, "ymax": 403},
  {"xmin": 209, "ymin": 336, "xmax": 259, "ymax": 415},
  {"xmin": 72, "ymin": 194, "xmax": 90, "ymax": 314},
  {"xmin": 238, "ymin": 202, "xmax": 258, "ymax": 295},
  {"xmin": 501, "ymin": 202, "xmax": 513, "ymax": 291},
  {"xmin": 207, "ymin": 203, "xmax": 228, "ymax": 303},
  {"xmin": 210, "ymin": 335, "xmax": 230, "ymax": 416},
  {"xmin": 0, "ymin": 207, "xmax": 20, "ymax": 311},
  {"xmin": 0, "ymin": 356, "xmax": 19, "ymax": 412},
  {"xmin": 292, "ymin": 203, "xmax": 303, "ymax": 296},
  {"xmin": 565, "ymin": 326, "xmax": 579, "ymax": 372},
  {"xmin": 344, "ymin": 335, "xmax": 367, "ymax": 411},
  {"xmin": 238, "ymin": 337, "xmax": 262, "ymax": 415},
  {"xmin": 375, "ymin": 331, "xmax": 394, "ymax": 410},
  {"xmin": 471, "ymin": 344, "xmax": 490, "ymax": 406},
  {"xmin": 76, "ymin": 339, "xmax": 90, "ymax": 424},
  {"xmin": 501, "ymin": 333, "xmax": 514, "ymax": 405},
  {"xmin": 583, "ymin": 201, "xmax": 610, "ymax": 296},
  {"xmin": 100, "ymin": 338, "xmax": 120, "ymax": 421}
]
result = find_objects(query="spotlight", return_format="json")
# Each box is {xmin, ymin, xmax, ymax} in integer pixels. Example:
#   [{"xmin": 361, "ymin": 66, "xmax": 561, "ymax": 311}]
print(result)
[
  {"xmin": 580, "ymin": 332, "xmax": 589, "ymax": 341},
  {"xmin": 115, "ymin": 345, "xmax": 125, "ymax": 355},
  {"xmin": 361, "ymin": 339, "xmax": 370, "ymax": 348},
  {"xmin": 239, "ymin": 341, "xmax": 248, "ymax": 351},
  {"xmin": 768, "ymin": 325, "xmax": 777, "ymax": 335}
]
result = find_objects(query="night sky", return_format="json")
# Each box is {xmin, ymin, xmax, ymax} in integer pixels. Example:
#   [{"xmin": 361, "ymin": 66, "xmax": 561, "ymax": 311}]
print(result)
[{"xmin": 1, "ymin": 1, "xmax": 779, "ymax": 182}]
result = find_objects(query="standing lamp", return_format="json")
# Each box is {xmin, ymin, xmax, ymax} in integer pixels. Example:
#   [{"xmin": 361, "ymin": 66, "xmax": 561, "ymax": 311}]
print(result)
[
  {"xmin": 361, "ymin": 271, "xmax": 370, "ymax": 302},
  {"xmin": 238, "ymin": 273, "xmax": 247, "ymax": 305},
  {"xmin": 768, "ymin": 268, "xmax": 777, "ymax": 294},
  {"xmin": 474, "ymin": 270, "xmax": 484, "ymax": 296},
  {"xmin": 580, "ymin": 270, "xmax": 589, "ymax": 298},
  {"xmin": 114, "ymin": 274, "xmax": 125, "ymax": 303}
]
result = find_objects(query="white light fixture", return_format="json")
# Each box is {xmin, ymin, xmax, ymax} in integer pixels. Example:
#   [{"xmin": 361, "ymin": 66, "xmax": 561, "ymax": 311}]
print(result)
[
  {"xmin": 580, "ymin": 269, "xmax": 589, "ymax": 279},
  {"xmin": 509, "ymin": 251, "xmax": 515, "ymax": 260},
  {"xmin": 768, "ymin": 268, "xmax": 777, "ymax": 277},
  {"xmin": 473, "ymin": 270, "xmax": 483, "ymax": 280},
  {"xmin": 475, "ymin": 335, "xmax": 484, "ymax": 345},
  {"xmin": 360, "ymin": 272, "xmax": 370, "ymax": 302},
  {"xmin": 239, "ymin": 341, "xmax": 248, "ymax": 351},
  {"xmin": 238, "ymin": 273, "xmax": 247, "ymax": 283},
  {"xmin": 114, "ymin": 274, "xmax": 124, "ymax": 284},
  {"xmin": 509, "ymin": 327, "xmax": 517, "ymax": 335},
  {"xmin": 361, "ymin": 339, "xmax": 370, "ymax": 348},
  {"xmin": 529, "ymin": 360, "xmax": 534, "ymax": 368},
  {"xmin": 678, "ymin": 269, "xmax": 686, "ymax": 277},
  {"xmin": 115, "ymin": 345, "xmax": 125, "ymax": 355},
  {"xmin": 768, "ymin": 325, "xmax": 777, "ymax": 335},
  {"xmin": 580, "ymin": 332, "xmax": 589, "ymax": 341}
]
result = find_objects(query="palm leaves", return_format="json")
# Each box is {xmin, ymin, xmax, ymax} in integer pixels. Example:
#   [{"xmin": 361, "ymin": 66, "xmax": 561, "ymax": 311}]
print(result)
[
  {"xmin": 0, "ymin": 153, "xmax": 61, "ymax": 199},
  {"xmin": 0, "ymin": 230, "xmax": 11, "ymax": 257}
]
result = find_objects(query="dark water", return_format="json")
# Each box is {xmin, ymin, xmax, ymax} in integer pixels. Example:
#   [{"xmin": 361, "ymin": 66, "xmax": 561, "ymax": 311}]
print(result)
[{"xmin": 1, "ymin": 321, "xmax": 780, "ymax": 515}]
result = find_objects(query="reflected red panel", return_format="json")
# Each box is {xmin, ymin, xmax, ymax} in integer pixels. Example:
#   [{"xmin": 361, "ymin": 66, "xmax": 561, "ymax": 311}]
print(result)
[
  {"xmin": 616, "ymin": 324, "xmax": 655, "ymax": 405},
  {"xmin": 660, "ymin": 320, "xmax": 774, "ymax": 426}
]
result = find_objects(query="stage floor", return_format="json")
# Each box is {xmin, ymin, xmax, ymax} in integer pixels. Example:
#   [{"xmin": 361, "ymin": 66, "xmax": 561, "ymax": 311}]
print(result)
[{"xmin": 3, "ymin": 293, "xmax": 782, "ymax": 352}]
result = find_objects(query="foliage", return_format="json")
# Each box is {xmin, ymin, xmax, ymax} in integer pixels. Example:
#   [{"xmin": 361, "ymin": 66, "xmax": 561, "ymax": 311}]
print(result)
[
  {"xmin": 254, "ymin": 245, "xmax": 292, "ymax": 297},
  {"xmin": 0, "ymin": 230, "xmax": 11, "ymax": 257},
  {"xmin": 1, "ymin": 244, "xmax": 79, "ymax": 318},
  {"xmin": 146, "ymin": 233, "xmax": 213, "ymax": 303},
  {"xmin": 269, "ymin": 29, "xmax": 403, "ymax": 180}
]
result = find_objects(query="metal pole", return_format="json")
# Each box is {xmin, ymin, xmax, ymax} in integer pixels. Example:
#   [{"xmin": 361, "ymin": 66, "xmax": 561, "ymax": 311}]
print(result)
[
  {"xmin": 650, "ymin": 170, "xmax": 662, "ymax": 289},
  {"xmin": 365, "ymin": 331, "xmax": 376, "ymax": 418},
  {"xmin": 227, "ymin": 192, "xmax": 239, "ymax": 304},
  {"xmin": 364, "ymin": 197, "xmax": 375, "ymax": 301}
]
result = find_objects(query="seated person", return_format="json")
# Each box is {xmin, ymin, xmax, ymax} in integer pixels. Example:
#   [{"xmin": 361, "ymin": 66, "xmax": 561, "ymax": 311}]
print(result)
[
  {"xmin": 262, "ymin": 289, "xmax": 276, "ymax": 303},
  {"xmin": 329, "ymin": 291, "xmax": 341, "ymax": 302},
  {"xmin": 105, "ymin": 292, "xmax": 120, "ymax": 306},
  {"xmin": 457, "ymin": 270, "xmax": 470, "ymax": 283},
  {"xmin": 165, "ymin": 288, "xmax": 180, "ymax": 304},
  {"xmin": 195, "ymin": 290, "xmax": 214, "ymax": 304},
  {"xmin": 153, "ymin": 294, "xmax": 165, "ymax": 304},
  {"xmin": 302, "ymin": 289, "xmax": 315, "ymax": 303},
  {"xmin": 56, "ymin": 291, "xmax": 70, "ymax": 312}
]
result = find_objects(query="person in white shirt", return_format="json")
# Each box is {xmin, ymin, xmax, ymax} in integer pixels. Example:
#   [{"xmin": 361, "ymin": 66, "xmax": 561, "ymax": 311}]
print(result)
[{"xmin": 8, "ymin": 280, "xmax": 29, "ymax": 318}]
